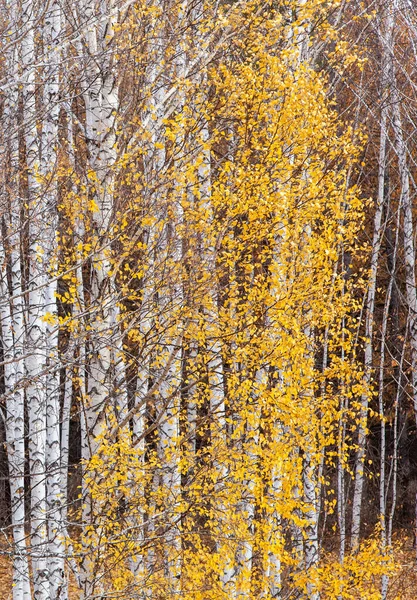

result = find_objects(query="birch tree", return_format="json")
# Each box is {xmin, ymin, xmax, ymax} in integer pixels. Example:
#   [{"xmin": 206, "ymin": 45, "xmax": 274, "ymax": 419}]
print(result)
[
  {"xmin": 350, "ymin": 3, "xmax": 394, "ymax": 551},
  {"xmin": 0, "ymin": 0, "xmax": 402, "ymax": 598},
  {"xmin": 0, "ymin": 4, "xmax": 31, "ymax": 596}
]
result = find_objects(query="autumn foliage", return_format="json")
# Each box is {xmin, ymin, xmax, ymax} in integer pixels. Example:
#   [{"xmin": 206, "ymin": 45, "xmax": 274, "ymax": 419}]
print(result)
[{"xmin": 0, "ymin": 0, "xmax": 415, "ymax": 599}]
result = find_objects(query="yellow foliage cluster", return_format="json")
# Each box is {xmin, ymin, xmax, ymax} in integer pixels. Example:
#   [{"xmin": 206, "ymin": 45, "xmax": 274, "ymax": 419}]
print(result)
[{"xmin": 54, "ymin": 0, "xmax": 396, "ymax": 598}]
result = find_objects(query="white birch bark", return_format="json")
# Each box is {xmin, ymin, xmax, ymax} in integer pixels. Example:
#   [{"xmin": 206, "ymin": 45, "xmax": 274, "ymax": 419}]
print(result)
[
  {"xmin": 1, "ymin": 182, "xmax": 32, "ymax": 600},
  {"xmin": 0, "ymin": 243, "xmax": 32, "ymax": 600},
  {"xmin": 268, "ymin": 469, "xmax": 282, "ymax": 600},
  {"xmin": 301, "ymin": 327, "xmax": 319, "ymax": 600},
  {"xmin": 82, "ymin": 0, "xmax": 122, "ymax": 450},
  {"xmin": 389, "ymin": 47, "xmax": 417, "ymax": 569},
  {"xmin": 379, "ymin": 192, "xmax": 401, "ymax": 599},
  {"xmin": 20, "ymin": 0, "xmax": 49, "ymax": 594},
  {"xmin": 379, "ymin": 258, "xmax": 390, "ymax": 600},
  {"xmin": 78, "ymin": 1, "xmax": 126, "ymax": 594},
  {"xmin": 390, "ymin": 42, "xmax": 417, "ymax": 428},
  {"xmin": 387, "ymin": 318, "xmax": 406, "ymax": 546},
  {"xmin": 40, "ymin": 2, "xmax": 67, "ymax": 596},
  {"xmin": 303, "ymin": 450, "xmax": 319, "ymax": 600},
  {"xmin": 60, "ymin": 369, "xmax": 72, "ymax": 524},
  {"xmin": 1, "ymin": 4, "xmax": 32, "ymax": 597},
  {"xmin": 387, "ymin": 12, "xmax": 417, "ymax": 566},
  {"xmin": 337, "ymin": 316, "xmax": 348, "ymax": 566},
  {"xmin": 351, "ymin": 5, "xmax": 393, "ymax": 549}
]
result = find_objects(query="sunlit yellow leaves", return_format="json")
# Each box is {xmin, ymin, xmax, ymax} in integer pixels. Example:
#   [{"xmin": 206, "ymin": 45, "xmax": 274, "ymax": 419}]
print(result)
[
  {"xmin": 41, "ymin": 312, "xmax": 58, "ymax": 326},
  {"xmin": 59, "ymin": 0, "xmax": 394, "ymax": 597}
]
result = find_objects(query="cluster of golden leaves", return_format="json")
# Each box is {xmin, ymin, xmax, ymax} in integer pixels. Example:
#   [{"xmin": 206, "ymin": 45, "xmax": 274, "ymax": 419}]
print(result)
[{"xmin": 49, "ymin": 0, "xmax": 400, "ymax": 598}]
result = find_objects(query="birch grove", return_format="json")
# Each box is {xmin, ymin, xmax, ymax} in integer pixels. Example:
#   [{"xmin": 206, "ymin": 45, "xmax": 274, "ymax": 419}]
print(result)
[{"xmin": 3, "ymin": 0, "xmax": 417, "ymax": 598}]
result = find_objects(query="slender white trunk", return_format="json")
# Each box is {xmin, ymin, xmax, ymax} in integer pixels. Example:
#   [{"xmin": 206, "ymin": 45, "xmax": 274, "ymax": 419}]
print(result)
[
  {"xmin": 82, "ymin": 0, "xmax": 121, "ymax": 452},
  {"xmin": 303, "ymin": 450, "xmax": 319, "ymax": 600},
  {"xmin": 1, "ymin": 5, "xmax": 32, "ymax": 596},
  {"xmin": 155, "ymin": 206, "xmax": 182, "ymax": 590},
  {"xmin": 351, "ymin": 8, "xmax": 392, "ymax": 548},
  {"xmin": 391, "ymin": 82, "xmax": 417, "ymax": 419},
  {"xmin": 21, "ymin": 0, "xmax": 49, "ymax": 594},
  {"xmin": 268, "ymin": 459, "xmax": 282, "ymax": 600},
  {"xmin": 387, "ymin": 320, "xmax": 406, "ymax": 546},
  {"xmin": 301, "ymin": 328, "xmax": 319, "ymax": 597},
  {"xmin": 379, "ymin": 188, "xmax": 401, "ymax": 599},
  {"xmin": 61, "ymin": 371, "xmax": 72, "ymax": 527},
  {"xmin": 79, "ymin": 1, "xmax": 125, "ymax": 594},
  {"xmin": 1, "ymin": 239, "xmax": 31, "ymax": 600},
  {"xmin": 388, "ymin": 11, "xmax": 417, "ymax": 566},
  {"xmin": 40, "ymin": 2, "xmax": 67, "ymax": 595},
  {"xmin": 379, "ymin": 274, "xmax": 390, "ymax": 599},
  {"xmin": 337, "ymin": 398, "xmax": 346, "ymax": 564}
]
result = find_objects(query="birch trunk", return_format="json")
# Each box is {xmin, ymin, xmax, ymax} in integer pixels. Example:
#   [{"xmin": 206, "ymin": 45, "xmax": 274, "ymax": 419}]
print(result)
[
  {"xmin": 20, "ymin": 0, "xmax": 50, "ymax": 594},
  {"xmin": 1, "ymin": 184, "xmax": 31, "ymax": 600},
  {"xmin": 40, "ymin": 2, "xmax": 68, "ymax": 596},
  {"xmin": 351, "ymin": 6, "xmax": 392, "ymax": 549},
  {"xmin": 1, "ymin": 4, "xmax": 32, "ymax": 596},
  {"xmin": 79, "ymin": 1, "xmax": 125, "ymax": 594},
  {"xmin": 379, "ymin": 264, "xmax": 390, "ymax": 599},
  {"xmin": 1, "ymin": 243, "xmax": 32, "ymax": 600},
  {"xmin": 387, "ymin": 324, "xmax": 405, "ymax": 547},
  {"xmin": 387, "ymin": 9, "xmax": 417, "ymax": 567},
  {"xmin": 82, "ymin": 0, "xmax": 122, "ymax": 450}
]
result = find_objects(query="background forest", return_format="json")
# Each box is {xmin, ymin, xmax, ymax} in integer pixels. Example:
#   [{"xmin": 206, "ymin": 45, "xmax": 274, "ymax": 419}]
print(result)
[{"xmin": 1, "ymin": 0, "xmax": 417, "ymax": 598}]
